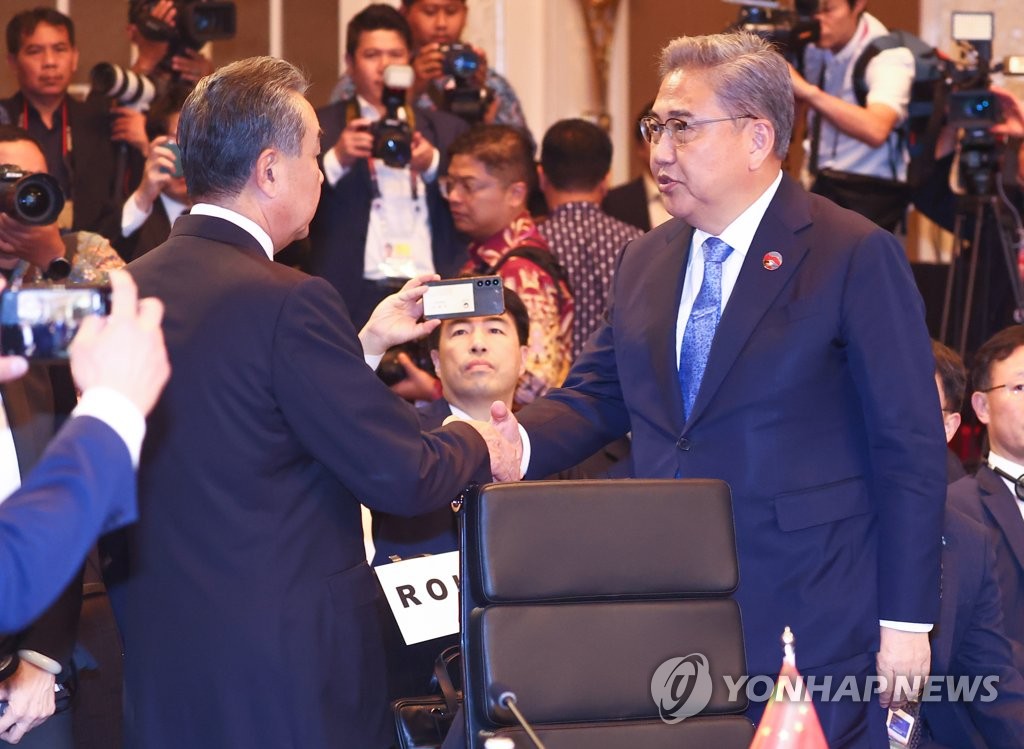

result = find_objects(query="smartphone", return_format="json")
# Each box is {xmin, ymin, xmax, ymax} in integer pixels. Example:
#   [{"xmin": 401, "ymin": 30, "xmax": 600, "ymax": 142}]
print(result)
[
  {"xmin": 0, "ymin": 285, "xmax": 112, "ymax": 360},
  {"xmin": 160, "ymin": 142, "xmax": 184, "ymax": 178},
  {"xmin": 423, "ymin": 276, "xmax": 504, "ymax": 321}
]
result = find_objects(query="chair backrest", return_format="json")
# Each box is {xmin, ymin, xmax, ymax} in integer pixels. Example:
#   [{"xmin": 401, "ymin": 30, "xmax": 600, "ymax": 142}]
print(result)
[{"xmin": 459, "ymin": 479, "xmax": 754, "ymax": 748}]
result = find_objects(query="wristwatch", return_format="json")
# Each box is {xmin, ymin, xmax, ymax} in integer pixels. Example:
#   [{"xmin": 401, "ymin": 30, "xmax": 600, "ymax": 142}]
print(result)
[{"xmin": 43, "ymin": 256, "xmax": 71, "ymax": 282}]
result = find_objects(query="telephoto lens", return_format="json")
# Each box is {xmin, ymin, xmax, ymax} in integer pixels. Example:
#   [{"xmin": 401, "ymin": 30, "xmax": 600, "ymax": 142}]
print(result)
[{"xmin": 90, "ymin": 62, "xmax": 157, "ymax": 112}]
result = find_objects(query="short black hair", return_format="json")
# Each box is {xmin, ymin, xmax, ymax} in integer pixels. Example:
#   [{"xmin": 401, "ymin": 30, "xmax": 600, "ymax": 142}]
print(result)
[
  {"xmin": 146, "ymin": 83, "xmax": 193, "ymax": 140},
  {"xmin": 399, "ymin": 0, "xmax": 468, "ymax": 6},
  {"xmin": 6, "ymin": 8, "xmax": 74, "ymax": 56},
  {"xmin": 346, "ymin": 4, "xmax": 412, "ymax": 59},
  {"xmin": 449, "ymin": 124, "xmax": 536, "ymax": 194},
  {"xmin": 971, "ymin": 325, "xmax": 1024, "ymax": 393},
  {"xmin": 429, "ymin": 285, "xmax": 530, "ymax": 350},
  {"xmin": 932, "ymin": 340, "xmax": 966, "ymax": 413},
  {"xmin": 541, "ymin": 118, "xmax": 612, "ymax": 192},
  {"xmin": 0, "ymin": 124, "xmax": 43, "ymax": 153}
]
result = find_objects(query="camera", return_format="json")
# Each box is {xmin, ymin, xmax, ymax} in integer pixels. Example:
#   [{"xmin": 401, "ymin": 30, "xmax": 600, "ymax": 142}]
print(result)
[
  {"xmin": 91, "ymin": 62, "xmax": 156, "ymax": 112},
  {"xmin": 129, "ymin": 0, "xmax": 235, "ymax": 78},
  {"xmin": 0, "ymin": 165, "xmax": 65, "ymax": 226},
  {"xmin": 0, "ymin": 285, "xmax": 112, "ymax": 360},
  {"xmin": 377, "ymin": 339, "xmax": 436, "ymax": 387},
  {"xmin": 726, "ymin": 0, "xmax": 820, "ymax": 66},
  {"xmin": 371, "ymin": 65, "xmax": 415, "ymax": 169},
  {"xmin": 435, "ymin": 43, "xmax": 491, "ymax": 124}
]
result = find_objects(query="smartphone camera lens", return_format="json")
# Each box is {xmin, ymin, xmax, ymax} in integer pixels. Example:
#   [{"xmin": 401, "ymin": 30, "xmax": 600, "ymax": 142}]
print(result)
[{"xmin": 476, "ymin": 280, "xmax": 483, "ymax": 286}]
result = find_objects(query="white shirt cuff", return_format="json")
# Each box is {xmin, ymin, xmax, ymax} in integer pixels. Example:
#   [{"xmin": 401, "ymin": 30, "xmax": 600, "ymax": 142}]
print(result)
[
  {"xmin": 322, "ymin": 147, "xmax": 347, "ymax": 187},
  {"xmin": 73, "ymin": 387, "xmax": 147, "ymax": 468},
  {"xmin": 880, "ymin": 619, "xmax": 933, "ymax": 633},
  {"xmin": 519, "ymin": 425, "xmax": 531, "ymax": 479},
  {"xmin": 421, "ymin": 148, "xmax": 441, "ymax": 184},
  {"xmin": 121, "ymin": 192, "xmax": 153, "ymax": 237},
  {"xmin": 365, "ymin": 353, "xmax": 383, "ymax": 371}
]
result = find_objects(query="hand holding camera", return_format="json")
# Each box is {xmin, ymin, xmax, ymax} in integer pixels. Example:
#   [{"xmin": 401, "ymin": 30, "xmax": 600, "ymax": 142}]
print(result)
[
  {"xmin": 131, "ymin": 136, "xmax": 183, "ymax": 213},
  {"xmin": 110, "ymin": 107, "xmax": 151, "ymax": 155},
  {"xmin": 333, "ymin": 117, "xmax": 375, "ymax": 169},
  {"xmin": 0, "ymin": 166, "xmax": 67, "ymax": 273}
]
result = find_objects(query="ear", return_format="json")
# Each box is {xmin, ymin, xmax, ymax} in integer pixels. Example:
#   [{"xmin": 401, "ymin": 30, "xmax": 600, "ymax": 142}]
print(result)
[
  {"xmin": 943, "ymin": 411, "xmax": 962, "ymax": 444},
  {"xmin": 518, "ymin": 345, "xmax": 528, "ymax": 377},
  {"xmin": 506, "ymin": 180, "xmax": 528, "ymax": 208},
  {"xmin": 748, "ymin": 119, "xmax": 777, "ymax": 170},
  {"xmin": 254, "ymin": 148, "xmax": 280, "ymax": 198},
  {"xmin": 344, "ymin": 53, "xmax": 354, "ymax": 74},
  {"xmin": 430, "ymin": 348, "xmax": 441, "ymax": 373},
  {"xmin": 972, "ymin": 391, "xmax": 991, "ymax": 424},
  {"xmin": 537, "ymin": 165, "xmax": 549, "ymax": 193},
  {"xmin": 70, "ymin": 46, "xmax": 80, "ymax": 74}
]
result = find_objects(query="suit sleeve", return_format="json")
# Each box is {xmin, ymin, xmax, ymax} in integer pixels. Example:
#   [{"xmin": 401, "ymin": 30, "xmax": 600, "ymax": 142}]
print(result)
[
  {"xmin": 0, "ymin": 416, "xmax": 135, "ymax": 633},
  {"xmin": 270, "ymin": 276, "xmax": 490, "ymax": 516},
  {"xmin": 840, "ymin": 227, "xmax": 946, "ymax": 623}
]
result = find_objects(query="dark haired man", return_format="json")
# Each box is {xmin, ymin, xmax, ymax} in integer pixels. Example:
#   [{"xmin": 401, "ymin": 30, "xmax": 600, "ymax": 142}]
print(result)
[
  {"xmin": 538, "ymin": 118, "xmax": 640, "ymax": 359},
  {"xmin": 1, "ymin": 8, "xmax": 120, "ymax": 237},
  {"xmin": 310, "ymin": 3, "xmax": 468, "ymax": 329},
  {"xmin": 446, "ymin": 124, "xmax": 573, "ymax": 404},
  {"xmin": 789, "ymin": 0, "xmax": 914, "ymax": 231},
  {"xmin": 120, "ymin": 55, "xmax": 519, "ymax": 749},
  {"xmin": 949, "ymin": 325, "xmax": 1024, "ymax": 675},
  {"xmin": 602, "ymin": 100, "xmax": 672, "ymax": 233}
]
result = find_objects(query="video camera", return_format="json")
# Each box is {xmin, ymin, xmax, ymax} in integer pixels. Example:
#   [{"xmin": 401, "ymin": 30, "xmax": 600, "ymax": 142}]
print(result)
[
  {"xmin": 436, "ymin": 43, "xmax": 492, "ymax": 124},
  {"xmin": 726, "ymin": 0, "xmax": 820, "ymax": 66},
  {"xmin": 129, "ymin": 0, "xmax": 235, "ymax": 75},
  {"xmin": 90, "ymin": 63, "xmax": 156, "ymax": 113},
  {"xmin": 0, "ymin": 166, "xmax": 65, "ymax": 226},
  {"xmin": 371, "ymin": 65, "xmax": 415, "ymax": 169}
]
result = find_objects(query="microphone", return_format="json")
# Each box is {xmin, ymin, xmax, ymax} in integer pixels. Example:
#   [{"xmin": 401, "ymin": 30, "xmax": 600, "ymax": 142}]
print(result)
[{"xmin": 489, "ymin": 684, "xmax": 547, "ymax": 749}]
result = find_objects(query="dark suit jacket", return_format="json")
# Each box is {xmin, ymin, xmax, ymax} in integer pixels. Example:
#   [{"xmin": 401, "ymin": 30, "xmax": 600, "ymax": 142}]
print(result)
[
  {"xmin": 920, "ymin": 504, "xmax": 1024, "ymax": 748},
  {"xmin": 122, "ymin": 215, "xmax": 490, "ymax": 749},
  {"xmin": 0, "ymin": 368, "xmax": 82, "ymax": 677},
  {"xmin": 0, "ymin": 415, "xmax": 135, "ymax": 634},
  {"xmin": 517, "ymin": 173, "xmax": 947, "ymax": 677},
  {"xmin": 0, "ymin": 92, "xmax": 123, "ymax": 238},
  {"xmin": 601, "ymin": 176, "xmax": 650, "ymax": 233},
  {"xmin": 114, "ymin": 196, "xmax": 173, "ymax": 262},
  {"xmin": 950, "ymin": 466, "xmax": 1024, "ymax": 674},
  {"xmin": 308, "ymin": 101, "xmax": 469, "ymax": 328}
]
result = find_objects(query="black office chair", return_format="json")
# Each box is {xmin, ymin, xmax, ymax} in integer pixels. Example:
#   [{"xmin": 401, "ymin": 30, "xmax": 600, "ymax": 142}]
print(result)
[{"xmin": 458, "ymin": 479, "xmax": 754, "ymax": 748}]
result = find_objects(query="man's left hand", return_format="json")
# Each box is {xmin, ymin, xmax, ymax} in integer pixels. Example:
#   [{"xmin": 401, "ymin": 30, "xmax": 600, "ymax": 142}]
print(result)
[
  {"xmin": 876, "ymin": 627, "xmax": 930, "ymax": 710},
  {"xmin": 0, "ymin": 660, "xmax": 57, "ymax": 744},
  {"xmin": 359, "ymin": 275, "xmax": 441, "ymax": 356}
]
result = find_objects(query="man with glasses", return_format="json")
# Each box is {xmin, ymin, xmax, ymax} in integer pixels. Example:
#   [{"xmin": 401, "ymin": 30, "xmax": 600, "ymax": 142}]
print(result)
[
  {"xmin": 789, "ymin": 0, "xmax": 915, "ymax": 231},
  {"xmin": 950, "ymin": 325, "xmax": 1024, "ymax": 674},
  {"xmin": 511, "ymin": 31, "xmax": 945, "ymax": 746},
  {"xmin": 309, "ymin": 4, "xmax": 468, "ymax": 329}
]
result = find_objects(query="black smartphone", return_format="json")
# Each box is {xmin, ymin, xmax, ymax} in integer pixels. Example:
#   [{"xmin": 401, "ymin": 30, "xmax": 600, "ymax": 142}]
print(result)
[
  {"xmin": 422, "ymin": 276, "xmax": 505, "ymax": 320},
  {"xmin": 0, "ymin": 285, "xmax": 112, "ymax": 360},
  {"xmin": 160, "ymin": 142, "xmax": 184, "ymax": 178}
]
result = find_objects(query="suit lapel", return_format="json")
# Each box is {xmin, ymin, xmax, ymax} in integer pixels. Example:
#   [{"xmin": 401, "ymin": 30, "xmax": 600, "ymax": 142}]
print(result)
[
  {"xmin": 685, "ymin": 176, "xmax": 812, "ymax": 428},
  {"xmin": 170, "ymin": 214, "xmax": 268, "ymax": 259},
  {"xmin": 978, "ymin": 466, "xmax": 1024, "ymax": 574}
]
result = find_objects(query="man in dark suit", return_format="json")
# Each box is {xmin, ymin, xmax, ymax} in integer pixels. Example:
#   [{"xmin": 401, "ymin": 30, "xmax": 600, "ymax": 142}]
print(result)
[
  {"xmin": 1, "ymin": 8, "xmax": 122, "ymax": 238},
  {"xmin": 601, "ymin": 100, "xmax": 666, "ymax": 234},
  {"xmin": 121, "ymin": 56, "xmax": 518, "ymax": 749},
  {"xmin": 949, "ymin": 325, "xmax": 1024, "ymax": 675},
  {"xmin": 309, "ymin": 4, "xmax": 468, "ymax": 329},
  {"xmin": 0, "ymin": 269, "xmax": 169, "ymax": 636},
  {"xmin": 510, "ymin": 31, "xmax": 945, "ymax": 747}
]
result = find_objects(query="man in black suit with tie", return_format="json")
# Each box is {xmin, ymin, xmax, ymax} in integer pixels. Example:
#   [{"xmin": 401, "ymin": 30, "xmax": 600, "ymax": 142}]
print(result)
[
  {"xmin": 508, "ymin": 31, "xmax": 945, "ymax": 747},
  {"xmin": 309, "ymin": 4, "xmax": 468, "ymax": 329},
  {"xmin": 122, "ymin": 55, "xmax": 519, "ymax": 749}
]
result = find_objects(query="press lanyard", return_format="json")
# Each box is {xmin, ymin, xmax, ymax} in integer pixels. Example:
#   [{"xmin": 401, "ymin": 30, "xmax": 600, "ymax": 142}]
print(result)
[{"xmin": 21, "ymin": 97, "xmax": 71, "ymax": 159}]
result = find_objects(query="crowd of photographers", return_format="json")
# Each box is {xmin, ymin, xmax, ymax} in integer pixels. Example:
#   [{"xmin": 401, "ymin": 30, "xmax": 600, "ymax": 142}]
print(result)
[{"xmin": 0, "ymin": 0, "xmax": 1023, "ymax": 747}]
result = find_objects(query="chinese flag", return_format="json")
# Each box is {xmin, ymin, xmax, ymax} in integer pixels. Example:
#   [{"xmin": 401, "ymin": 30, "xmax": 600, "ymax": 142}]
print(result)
[{"xmin": 748, "ymin": 632, "xmax": 829, "ymax": 749}]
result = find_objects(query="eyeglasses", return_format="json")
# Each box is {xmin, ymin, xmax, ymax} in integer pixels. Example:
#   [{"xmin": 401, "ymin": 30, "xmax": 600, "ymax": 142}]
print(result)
[
  {"xmin": 639, "ymin": 114, "xmax": 756, "ymax": 147},
  {"xmin": 982, "ymin": 383, "xmax": 1024, "ymax": 396},
  {"xmin": 438, "ymin": 175, "xmax": 497, "ymax": 199}
]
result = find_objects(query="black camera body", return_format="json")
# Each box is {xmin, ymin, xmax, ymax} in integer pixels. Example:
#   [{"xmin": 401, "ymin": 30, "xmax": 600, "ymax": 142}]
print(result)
[
  {"xmin": 727, "ymin": 0, "xmax": 820, "ymax": 66},
  {"xmin": 0, "ymin": 165, "xmax": 64, "ymax": 226},
  {"xmin": 440, "ymin": 43, "xmax": 481, "ymax": 79},
  {"xmin": 130, "ymin": 0, "xmax": 236, "ymax": 49},
  {"xmin": 434, "ymin": 43, "xmax": 490, "ymax": 124},
  {"xmin": 371, "ymin": 65, "xmax": 415, "ymax": 169}
]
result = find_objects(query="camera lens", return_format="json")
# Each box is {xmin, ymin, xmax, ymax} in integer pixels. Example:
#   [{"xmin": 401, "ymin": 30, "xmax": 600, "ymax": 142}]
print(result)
[
  {"xmin": 477, "ymin": 280, "xmax": 483, "ymax": 286},
  {"xmin": 17, "ymin": 185, "xmax": 50, "ymax": 221}
]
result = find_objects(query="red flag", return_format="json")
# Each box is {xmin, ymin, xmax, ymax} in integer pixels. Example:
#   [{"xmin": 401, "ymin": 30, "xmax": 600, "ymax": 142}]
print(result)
[{"xmin": 749, "ymin": 628, "xmax": 829, "ymax": 749}]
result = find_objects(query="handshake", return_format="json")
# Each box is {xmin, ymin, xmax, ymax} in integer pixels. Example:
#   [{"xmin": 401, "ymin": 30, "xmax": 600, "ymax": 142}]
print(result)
[{"xmin": 444, "ymin": 401, "xmax": 524, "ymax": 483}]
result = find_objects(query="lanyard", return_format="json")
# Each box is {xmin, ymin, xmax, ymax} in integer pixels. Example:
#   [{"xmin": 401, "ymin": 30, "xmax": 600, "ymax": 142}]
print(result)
[
  {"xmin": 367, "ymin": 157, "xmax": 419, "ymax": 202},
  {"xmin": 21, "ymin": 97, "xmax": 71, "ymax": 159}
]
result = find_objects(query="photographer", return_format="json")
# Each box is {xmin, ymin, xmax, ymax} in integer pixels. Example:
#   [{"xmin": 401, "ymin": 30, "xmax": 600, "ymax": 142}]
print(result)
[
  {"xmin": 309, "ymin": 4, "xmax": 468, "ymax": 329},
  {"xmin": 127, "ymin": 0, "xmax": 214, "ymax": 85},
  {"xmin": 789, "ymin": 0, "xmax": 915, "ymax": 231}
]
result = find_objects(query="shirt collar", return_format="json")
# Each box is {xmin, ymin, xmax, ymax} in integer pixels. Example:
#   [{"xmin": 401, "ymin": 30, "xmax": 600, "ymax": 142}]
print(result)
[
  {"xmin": 692, "ymin": 170, "xmax": 783, "ymax": 259},
  {"xmin": 190, "ymin": 203, "xmax": 275, "ymax": 260},
  {"xmin": 989, "ymin": 451, "xmax": 1024, "ymax": 481}
]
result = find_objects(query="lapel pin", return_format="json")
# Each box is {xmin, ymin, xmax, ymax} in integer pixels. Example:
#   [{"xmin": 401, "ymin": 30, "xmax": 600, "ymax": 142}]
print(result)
[{"xmin": 762, "ymin": 251, "xmax": 783, "ymax": 271}]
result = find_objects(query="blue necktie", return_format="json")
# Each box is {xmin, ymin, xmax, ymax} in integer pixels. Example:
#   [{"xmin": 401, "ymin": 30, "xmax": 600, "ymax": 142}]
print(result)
[{"xmin": 678, "ymin": 237, "xmax": 734, "ymax": 421}]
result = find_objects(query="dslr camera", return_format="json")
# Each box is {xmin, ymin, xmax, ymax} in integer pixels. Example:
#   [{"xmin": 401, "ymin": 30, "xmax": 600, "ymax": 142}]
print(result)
[
  {"xmin": 0, "ymin": 166, "xmax": 64, "ymax": 226},
  {"xmin": 436, "ymin": 43, "xmax": 491, "ymax": 124},
  {"xmin": 129, "ymin": 0, "xmax": 236, "ymax": 75},
  {"xmin": 90, "ymin": 62, "xmax": 156, "ymax": 112},
  {"xmin": 726, "ymin": 0, "xmax": 820, "ymax": 66},
  {"xmin": 370, "ymin": 65, "xmax": 415, "ymax": 169}
]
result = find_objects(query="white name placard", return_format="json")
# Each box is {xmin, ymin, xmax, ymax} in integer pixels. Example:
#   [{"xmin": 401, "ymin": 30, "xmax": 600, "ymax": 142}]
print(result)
[{"xmin": 374, "ymin": 551, "xmax": 460, "ymax": 645}]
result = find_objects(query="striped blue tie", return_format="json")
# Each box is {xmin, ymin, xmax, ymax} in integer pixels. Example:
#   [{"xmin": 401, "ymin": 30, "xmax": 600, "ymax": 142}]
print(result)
[{"xmin": 678, "ymin": 237, "xmax": 734, "ymax": 420}]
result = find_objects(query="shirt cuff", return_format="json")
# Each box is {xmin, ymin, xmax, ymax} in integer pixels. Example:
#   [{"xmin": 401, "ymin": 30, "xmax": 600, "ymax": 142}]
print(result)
[
  {"xmin": 421, "ymin": 148, "xmax": 441, "ymax": 184},
  {"xmin": 73, "ymin": 387, "xmax": 147, "ymax": 468},
  {"xmin": 519, "ymin": 425, "xmax": 531, "ymax": 479},
  {"xmin": 322, "ymin": 147, "xmax": 347, "ymax": 187},
  {"xmin": 122, "ymin": 192, "xmax": 153, "ymax": 237},
  {"xmin": 365, "ymin": 353, "xmax": 383, "ymax": 371},
  {"xmin": 879, "ymin": 620, "xmax": 933, "ymax": 633}
]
